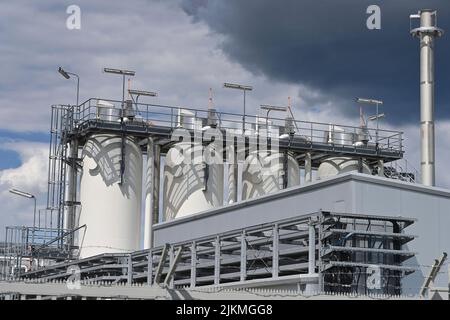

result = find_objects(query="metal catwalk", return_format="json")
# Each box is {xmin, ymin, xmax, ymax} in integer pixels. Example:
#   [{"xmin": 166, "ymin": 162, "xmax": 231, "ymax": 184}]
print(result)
[{"xmin": 18, "ymin": 211, "xmax": 416, "ymax": 296}]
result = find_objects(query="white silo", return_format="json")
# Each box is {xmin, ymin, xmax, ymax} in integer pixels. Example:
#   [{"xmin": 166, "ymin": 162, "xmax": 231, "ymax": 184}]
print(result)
[
  {"xmin": 163, "ymin": 142, "xmax": 224, "ymax": 220},
  {"xmin": 318, "ymin": 125, "xmax": 371, "ymax": 180},
  {"xmin": 242, "ymin": 116, "xmax": 300, "ymax": 200},
  {"xmin": 242, "ymin": 151, "xmax": 300, "ymax": 200},
  {"xmin": 317, "ymin": 157, "xmax": 371, "ymax": 180},
  {"xmin": 77, "ymin": 133, "xmax": 143, "ymax": 258}
]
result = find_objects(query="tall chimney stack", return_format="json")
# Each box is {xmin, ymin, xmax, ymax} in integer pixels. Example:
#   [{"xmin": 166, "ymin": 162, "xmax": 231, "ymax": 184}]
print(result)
[{"xmin": 410, "ymin": 10, "xmax": 444, "ymax": 187}]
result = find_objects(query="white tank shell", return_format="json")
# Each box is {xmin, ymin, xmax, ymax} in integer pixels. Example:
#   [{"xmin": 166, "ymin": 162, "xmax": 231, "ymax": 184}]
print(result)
[
  {"xmin": 78, "ymin": 134, "xmax": 143, "ymax": 258},
  {"xmin": 242, "ymin": 151, "xmax": 300, "ymax": 200},
  {"xmin": 163, "ymin": 142, "xmax": 224, "ymax": 220},
  {"xmin": 317, "ymin": 157, "xmax": 371, "ymax": 180}
]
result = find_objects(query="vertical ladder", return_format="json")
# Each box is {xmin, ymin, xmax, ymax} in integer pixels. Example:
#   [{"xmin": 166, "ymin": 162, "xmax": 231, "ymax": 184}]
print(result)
[{"xmin": 46, "ymin": 105, "xmax": 70, "ymax": 249}]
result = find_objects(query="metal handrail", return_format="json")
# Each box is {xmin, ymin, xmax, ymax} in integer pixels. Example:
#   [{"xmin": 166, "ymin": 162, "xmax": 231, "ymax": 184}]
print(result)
[{"xmin": 69, "ymin": 98, "xmax": 404, "ymax": 153}]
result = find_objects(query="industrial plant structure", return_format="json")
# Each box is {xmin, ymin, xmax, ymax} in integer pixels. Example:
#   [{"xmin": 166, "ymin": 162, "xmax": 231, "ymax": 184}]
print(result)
[{"xmin": 0, "ymin": 9, "xmax": 449, "ymax": 300}]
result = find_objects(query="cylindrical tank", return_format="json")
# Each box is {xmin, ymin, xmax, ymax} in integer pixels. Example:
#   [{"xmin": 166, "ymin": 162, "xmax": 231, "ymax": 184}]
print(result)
[
  {"xmin": 163, "ymin": 142, "xmax": 224, "ymax": 220},
  {"xmin": 242, "ymin": 151, "xmax": 300, "ymax": 200},
  {"xmin": 324, "ymin": 125, "xmax": 355, "ymax": 145},
  {"xmin": 317, "ymin": 157, "xmax": 371, "ymax": 180},
  {"xmin": 96, "ymin": 100, "xmax": 121, "ymax": 122},
  {"xmin": 77, "ymin": 134, "xmax": 143, "ymax": 258}
]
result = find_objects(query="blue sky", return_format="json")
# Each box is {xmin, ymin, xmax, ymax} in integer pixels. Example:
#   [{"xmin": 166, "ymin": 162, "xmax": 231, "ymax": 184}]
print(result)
[
  {"xmin": 0, "ymin": 131, "xmax": 48, "ymax": 168},
  {"xmin": 1, "ymin": 0, "xmax": 450, "ymax": 237}
]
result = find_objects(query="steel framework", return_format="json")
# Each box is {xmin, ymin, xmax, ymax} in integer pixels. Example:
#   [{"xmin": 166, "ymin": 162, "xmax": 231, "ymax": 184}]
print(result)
[
  {"xmin": 18, "ymin": 211, "xmax": 416, "ymax": 296},
  {"xmin": 1, "ymin": 99, "xmax": 416, "ymax": 283}
]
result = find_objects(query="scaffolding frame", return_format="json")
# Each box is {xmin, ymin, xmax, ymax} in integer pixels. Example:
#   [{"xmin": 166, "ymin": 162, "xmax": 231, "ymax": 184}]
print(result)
[{"xmin": 19, "ymin": 211, "xmax": 416, "ymax": 296}]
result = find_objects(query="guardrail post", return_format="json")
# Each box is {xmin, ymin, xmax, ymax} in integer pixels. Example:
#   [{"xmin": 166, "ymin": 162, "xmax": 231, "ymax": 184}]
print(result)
[
  {"xmin": 214, "ymin": 236, "xmax": 221, "ymax": 286},
  {"xmin": 147, "ymin": 250, "xmax": 152, "ymax": 286},
  {"xmin": 272, "ymin": 224, "xmax": 279, "ymax": 278},
  {"xmin": 190, "ymin": 242, "xmax": 197, "ymax": 288},
  {"xmin": 308, "ymin": 222, "xmax": 316, "ymax": 274},
  {"xmin": 240, "ymin": 231, "xmax": 247, "ymax": 282},
  {"xmin": 127, "ymin": 254, "xmax": 133, "ymax": 285}
]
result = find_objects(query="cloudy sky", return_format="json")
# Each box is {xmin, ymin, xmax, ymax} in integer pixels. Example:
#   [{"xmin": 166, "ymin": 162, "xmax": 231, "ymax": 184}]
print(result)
[{"xmin": 1, "ymin": 0, "xmax": 450, "ymax": 236}]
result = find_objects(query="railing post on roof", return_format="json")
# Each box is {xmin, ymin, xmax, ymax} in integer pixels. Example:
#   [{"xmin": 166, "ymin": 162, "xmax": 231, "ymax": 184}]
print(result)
[
  {"xmin": 240, "ymin": 231, "xmax": 247, "ymax": 282},
  {"xmin": 127, "ymin": 253, "xmax": 133, "ymax": 286},
  {"xmin": 190, "ymin": 241, "xmax": 197, "ymax": 288},
  {"xmin": 308, "ymin": 221, "xmax": 316, "ymax": 275},
  {"xmin": 147, "ymin": 250, "xmax": 153, "ymax": 286},
  {"xmin": 272, "ymin": 224, "xmax": 279, "ymax": 278},
  {"xmin": 214, "ymin": 236, "xmax": 221, "ymax": 286}
]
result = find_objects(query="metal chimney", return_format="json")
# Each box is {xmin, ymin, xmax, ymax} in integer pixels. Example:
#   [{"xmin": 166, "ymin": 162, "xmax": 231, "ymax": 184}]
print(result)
[{"xmin": 410, "ymin": 10, "xmax": 444, "ymax": 186}]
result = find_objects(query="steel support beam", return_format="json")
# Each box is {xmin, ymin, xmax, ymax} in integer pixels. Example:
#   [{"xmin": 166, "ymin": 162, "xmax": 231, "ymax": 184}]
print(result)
[
  {"xmin": 164, "ymin": 247, "xmax": 183, "ymax": 288},
  {"xmin": 214, "ymin": 236, "xmax": 221, "ymax": 286},
  {"xmin": 308, "ymin": 223, "xmax": 316, "ymax": 274},
  {"xmin": 377, "ymin": 159, "xmax": 384, "ymax": 177},
  {"xmin": 64, "ymin": 139, "xmax": 78, "ymax": 247},
  {"xmin": 152, "ymin": 144, "xmax": 161, "ymax": 231},
  {"xmin": 420, "ymin": 252, "xmax": 448, "ymax": 297},
  {"xmin": 144, "ymin": 138, "xmax": 154, "ymax": 249},
  {"xmin": 227, "ymin": 150, "xmax": 238, "ymax": 204},
  {"xmin": 190, "ymin": 242, "xmax": 197, "ymax": 288},
  {"xmin": 127, "ymin": 254, "xmax": 133, "ymax": 284},
  {"xmin": 272, "ymin": 224, "xmax": 279, "ymax": 278},
  {"xmin": 154, "ymin": 244, "xmax": 170, "ymax": 285},
  {"xmin": 147, "ymin": 250, "xmax": 153, "ymax": 286},
  {"xmin": 240, "ymin": 231, "xmax": 247, "ymax": 282},
  {"xmin": 304, "ymin": 152, "xmax": 312, "ymax": 183}
]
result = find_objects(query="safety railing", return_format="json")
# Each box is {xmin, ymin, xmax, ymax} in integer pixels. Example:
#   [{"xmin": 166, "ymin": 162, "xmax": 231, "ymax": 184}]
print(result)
[
  {"xmin": 67, "ymin": 98, "xmax": 404, "ymax": 153},
  {"xmin": 384, "ymin": 158, "xmax": 420, "ymax": 183}
]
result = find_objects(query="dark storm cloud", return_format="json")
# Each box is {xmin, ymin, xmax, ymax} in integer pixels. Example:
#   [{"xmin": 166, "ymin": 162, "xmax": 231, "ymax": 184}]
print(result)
[{"xmin": 180, "ymin": 0, "xmax": 450, "ymax": 124}]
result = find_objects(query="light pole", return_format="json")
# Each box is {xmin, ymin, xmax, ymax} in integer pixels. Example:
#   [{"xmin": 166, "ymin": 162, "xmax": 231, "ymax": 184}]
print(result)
[
  {"xmin": 367, "ymin": 113, "xmax": 385, "ymax": 123},
  {"xmin": 260, "ymin": 104, "xmax": 287, "ymax": 128},
  {"xmin": 224, "ymin": 82, "xmax": 253, "ymax": 132},
  {"xmin": 356, "ymin": 98, "xmax": 384, "ymax": 145},
  {"xmin": 58, "ymin": 67, "xmax": 80, "ymax": 106},
  {"xmin": 9, "ymin": 189, "xmax": 37, "ymax": 228},
  {"xmin": 104, "ymin": 68, "xmax": 136, "ymax": 186},
  {"xmin": 103, "ymin": 68, "xmax": 136, "ymax": 110},
  {"xmin": 128, "ymin": 89, "xmax": 157, "ymax": 113}
]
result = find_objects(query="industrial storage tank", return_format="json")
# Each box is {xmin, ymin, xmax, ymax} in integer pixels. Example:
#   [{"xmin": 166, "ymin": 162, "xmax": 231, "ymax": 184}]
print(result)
[
  {"xmin": 163, "ymin": 142, "xmax": 224, "ymax": 220},
  {"xmin": 319, "ymin": 125, "xmax": 371, "ymax": 179},
  {"xmin": 324, "ymin": 125, "xmax": 356, "ymax": 145},
  {"xmin": 77, "ymin": 133, "xmax": 143, "ymax": 258},
  {"xmin": 317, "ymin": 157, "xmax": 371, "ymax": 180},
  {"xmin": 242, "ymin": 151, "xmax": 300, "ymax": 200}
]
